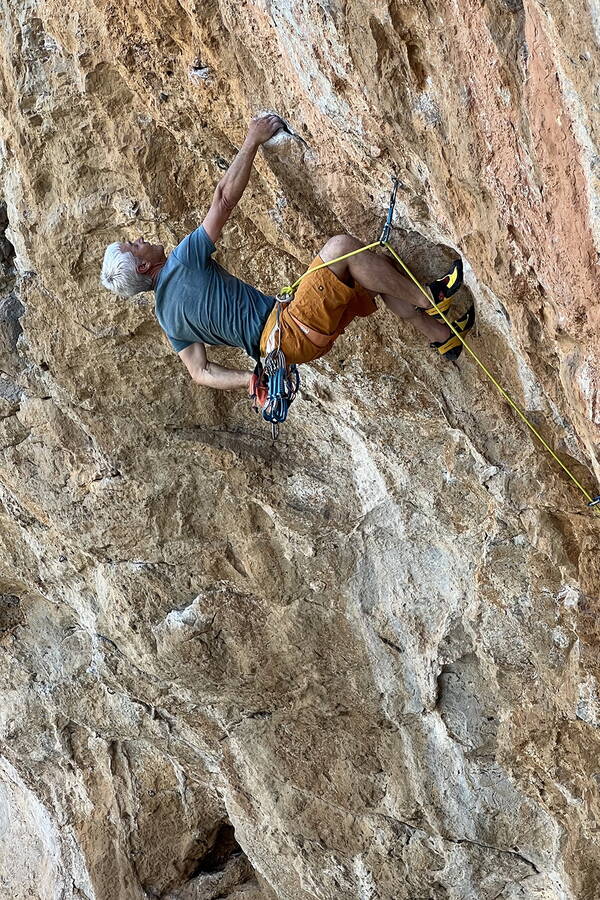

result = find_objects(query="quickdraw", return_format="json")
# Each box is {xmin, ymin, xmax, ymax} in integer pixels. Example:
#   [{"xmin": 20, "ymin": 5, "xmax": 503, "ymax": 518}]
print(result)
[
  {"xmin": 253, "ymin": 297, "xmax": 300, "ymax": 440},
  {"xmin": 261, "ymin": 349, "xmax": 300, "ymax": 440},
  {"xmin": 379, "ymin": 175, "xmax": 401, "ymax": 245}
]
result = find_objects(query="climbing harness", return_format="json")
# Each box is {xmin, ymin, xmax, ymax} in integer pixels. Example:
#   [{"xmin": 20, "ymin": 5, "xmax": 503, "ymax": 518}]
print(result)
[{"xmin": 260, "ymin": 174, "xmax": 599, "ymax": 516}]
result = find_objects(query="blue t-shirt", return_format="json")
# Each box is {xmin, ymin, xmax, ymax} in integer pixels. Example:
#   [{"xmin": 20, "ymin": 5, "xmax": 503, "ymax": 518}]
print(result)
[{"xmin": 154, "ymin": 225, "xmax": 276, "ymax": 360}]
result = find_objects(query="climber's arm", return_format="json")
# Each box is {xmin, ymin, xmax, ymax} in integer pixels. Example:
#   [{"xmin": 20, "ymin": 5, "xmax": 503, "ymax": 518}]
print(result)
[
  {"xmin": 178, "ymin": 342, "xmax": 251, "ymax": 391},
  {"xmin": 202, "ymin": 114, "xmax": 284, "ymax": 244},
  {"xmin": 201, "ymin": 183, "xmax": 239, "ymax": 246}
]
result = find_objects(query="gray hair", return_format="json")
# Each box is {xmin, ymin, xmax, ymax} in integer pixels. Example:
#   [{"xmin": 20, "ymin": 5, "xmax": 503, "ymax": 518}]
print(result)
[{"xmin": 100, "ymin": 242, "xmax": 154, "ymax": 297}]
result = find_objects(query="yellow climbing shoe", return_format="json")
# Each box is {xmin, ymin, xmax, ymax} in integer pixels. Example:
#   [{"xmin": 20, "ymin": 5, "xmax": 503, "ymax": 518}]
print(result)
[
  {"xmin": 426, "ymin": 259, "xmax": 463, "ymax": 320},
  {"xmin": 431, "ymin": 304, "xmax": 475, "ymax": 361}
]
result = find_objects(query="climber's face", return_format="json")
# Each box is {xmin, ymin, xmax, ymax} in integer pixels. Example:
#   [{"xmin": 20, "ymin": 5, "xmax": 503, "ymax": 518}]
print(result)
[{"xmin": 119, "ymin": 238, "xmax": 166, "ymax": 273}]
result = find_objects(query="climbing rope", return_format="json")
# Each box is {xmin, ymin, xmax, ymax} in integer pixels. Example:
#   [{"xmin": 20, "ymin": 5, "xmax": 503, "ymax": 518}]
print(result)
[{"xmin": 276, "ymin": 175, "xmax": 599, "ymax": 515}]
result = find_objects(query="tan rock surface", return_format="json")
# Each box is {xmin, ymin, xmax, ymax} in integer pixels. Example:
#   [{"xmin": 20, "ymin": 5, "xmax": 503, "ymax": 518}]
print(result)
[{"xmin": 0, "ymin": 0, "xmax": 599, "ymax": 898}]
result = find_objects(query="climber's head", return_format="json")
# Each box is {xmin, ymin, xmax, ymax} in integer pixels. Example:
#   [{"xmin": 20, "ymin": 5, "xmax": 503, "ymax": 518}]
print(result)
[{"xmin": 100, "ymin": 238, "xmax": 167, "ymax": 297}]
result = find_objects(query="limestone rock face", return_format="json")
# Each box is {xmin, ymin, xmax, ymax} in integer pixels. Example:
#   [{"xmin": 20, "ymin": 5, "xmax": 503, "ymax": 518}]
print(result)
[{"xmin": 0, "ymin": 1, "xmax": 599, "ymax": 898}]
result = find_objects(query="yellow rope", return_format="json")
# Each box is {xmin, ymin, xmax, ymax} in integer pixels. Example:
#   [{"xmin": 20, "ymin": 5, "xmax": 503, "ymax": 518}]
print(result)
[
  {"xmin": 278, "ymin": 239, "xmax": 599, "ymax": 514},
  {"xmin": 280, "ymin": 242, "xmax": 381, "ymax": 295}
]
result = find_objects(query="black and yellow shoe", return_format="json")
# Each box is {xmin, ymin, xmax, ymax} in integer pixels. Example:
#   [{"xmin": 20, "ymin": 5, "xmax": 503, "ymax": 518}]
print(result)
[
  {"xmin": 431, "ymin": 303, "xmax": 475, "ymax": 361},
  {"xmin": 426, "ymin": 258, "xmax": 463, "ymax": 321}
]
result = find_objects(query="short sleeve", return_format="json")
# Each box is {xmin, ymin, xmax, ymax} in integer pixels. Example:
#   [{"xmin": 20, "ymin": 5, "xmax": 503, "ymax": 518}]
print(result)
[
  {"xmin": 168, "ymin": 335, "xmax": 193, "ymax": 352},
  {"xmin": 172, "ymin": 224, "xmax": 216, "ymax": 270}
]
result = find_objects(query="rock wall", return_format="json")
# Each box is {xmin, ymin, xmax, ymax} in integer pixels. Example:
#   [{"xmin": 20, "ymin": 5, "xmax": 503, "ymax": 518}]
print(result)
[{"xmin": 0, "ymin": 0, "xmax": 599, "ymax": 897}]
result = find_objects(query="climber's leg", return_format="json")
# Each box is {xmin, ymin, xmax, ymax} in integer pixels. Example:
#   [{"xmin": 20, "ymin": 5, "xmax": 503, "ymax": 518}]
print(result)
[
  {"xmin": 321, "ymin": 235, "xmax": 450, "ymax": 341},
  {"xmin": 380, "ymin": 293, "xmax": 450, "ymax": 343},
  {"xmin": 320, "ymin": 235, "xmax": 431, "ymax": 310}
]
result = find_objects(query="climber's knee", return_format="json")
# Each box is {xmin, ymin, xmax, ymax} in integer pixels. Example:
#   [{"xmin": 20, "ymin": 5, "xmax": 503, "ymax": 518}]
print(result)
[
  {"xmin": 320, "ymin": 234, "xmax": 361, "ymax": 262},
  {"xmin": 320, "ymin": 234, "xmax": 361, "ymax": 285}
]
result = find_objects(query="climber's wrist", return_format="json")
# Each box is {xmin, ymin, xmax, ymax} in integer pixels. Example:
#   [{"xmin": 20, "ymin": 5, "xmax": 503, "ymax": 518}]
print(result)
[{"xmin": 242, "ymin": 134, "xmax": 261, "ymax": 152}]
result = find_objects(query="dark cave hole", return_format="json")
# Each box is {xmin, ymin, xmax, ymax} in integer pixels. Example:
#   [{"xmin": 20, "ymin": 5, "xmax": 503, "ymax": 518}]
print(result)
[{"xmin": 188, "ymin": 823, "xmax": 242, "ymax": 878}]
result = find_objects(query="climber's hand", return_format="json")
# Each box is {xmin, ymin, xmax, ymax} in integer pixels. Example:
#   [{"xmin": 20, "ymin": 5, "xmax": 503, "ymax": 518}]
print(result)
[{"xmin": 247, "ymin": 114, "xmax": 285, "ymax": 146}]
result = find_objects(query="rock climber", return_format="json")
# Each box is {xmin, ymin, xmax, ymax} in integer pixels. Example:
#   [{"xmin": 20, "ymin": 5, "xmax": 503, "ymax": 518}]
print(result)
[{"xmin": 100, "ymin": 114, "xmax": 474, "ymax": 404}]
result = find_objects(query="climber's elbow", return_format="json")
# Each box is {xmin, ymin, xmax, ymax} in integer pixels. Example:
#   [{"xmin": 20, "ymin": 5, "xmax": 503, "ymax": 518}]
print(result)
[{"xmin": 193, "ymin": 363, "xmax": 211, "ymax": 387}]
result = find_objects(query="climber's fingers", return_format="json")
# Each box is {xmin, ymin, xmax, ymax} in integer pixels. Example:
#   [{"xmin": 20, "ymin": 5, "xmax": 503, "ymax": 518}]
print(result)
[{"xmin": 248, "ymin": 113, "xmax": 286, "ymax": 145}]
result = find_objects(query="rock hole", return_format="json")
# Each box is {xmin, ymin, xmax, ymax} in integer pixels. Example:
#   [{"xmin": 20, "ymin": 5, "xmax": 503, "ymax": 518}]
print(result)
[{"xmin": 188, "ymin": 823, "xmax": 242, "ymax": 877}]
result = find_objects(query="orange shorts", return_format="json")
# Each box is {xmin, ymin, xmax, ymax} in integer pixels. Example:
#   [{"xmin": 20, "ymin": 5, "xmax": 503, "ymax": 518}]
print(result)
[{"xmin": 259, "ymin": 255, "xmax": 377, "ymax": 365}]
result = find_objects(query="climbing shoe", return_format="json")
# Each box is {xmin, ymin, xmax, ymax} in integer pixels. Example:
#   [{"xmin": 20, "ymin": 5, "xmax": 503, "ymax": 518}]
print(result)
[
  {"xmin": 425, "ymin": 258, "xmax": 463, "ymax": 321},
  {"xmin": 431, "ymin": 303, "xmax": 475, "ymax": 361}
]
